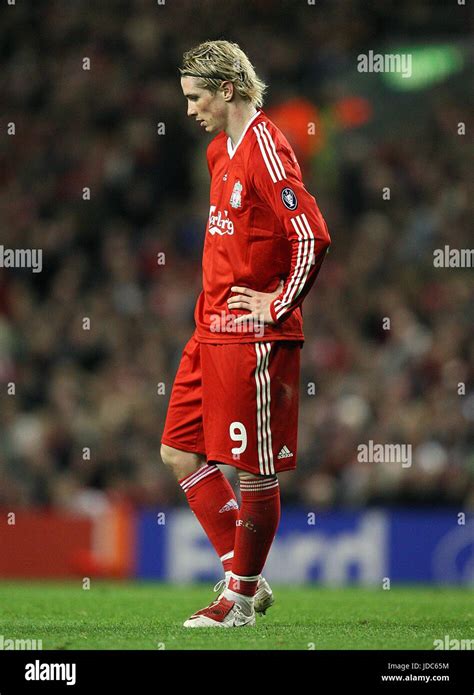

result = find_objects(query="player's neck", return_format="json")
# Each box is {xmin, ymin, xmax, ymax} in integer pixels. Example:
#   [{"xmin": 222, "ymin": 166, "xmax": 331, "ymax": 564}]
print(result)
[{"xmin": 225, "ymin": 103, "xmax": 259, "ymax": 148}]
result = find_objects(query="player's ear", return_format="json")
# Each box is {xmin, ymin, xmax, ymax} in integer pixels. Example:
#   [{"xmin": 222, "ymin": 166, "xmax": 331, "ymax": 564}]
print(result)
[{"xmin": 220, "ymin": 80, "xmax": 234, "ymax": 102}]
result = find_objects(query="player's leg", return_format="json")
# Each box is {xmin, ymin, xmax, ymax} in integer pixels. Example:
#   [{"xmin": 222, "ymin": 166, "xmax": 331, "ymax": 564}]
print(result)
[
  {"xmin": 182, "ymin": 465, "xmax": 279, "ymax": 628},
  {"xmin": 223, "ymin": 342, "xmax": 301, "ymax": 620},
  {"xmin": 224, "ymin": 469, "xmax": 279, "ymax": 618},
  {"xmin": 160, "ymin": 443, "xmax": 238, "ymax": 573},
  {"xmin": 183, "ymin": 340, "xmax": 300, "ymax": 627},
  {"xmin": 160, "ymin": 336, "xmax": 238, "ymax": 575}
]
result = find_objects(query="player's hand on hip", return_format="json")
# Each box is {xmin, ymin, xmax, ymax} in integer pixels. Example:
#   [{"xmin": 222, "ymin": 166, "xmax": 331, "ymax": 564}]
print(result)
[{"xmin": 228, "ymin": 280, "xmax": 284, "ymax": 325}]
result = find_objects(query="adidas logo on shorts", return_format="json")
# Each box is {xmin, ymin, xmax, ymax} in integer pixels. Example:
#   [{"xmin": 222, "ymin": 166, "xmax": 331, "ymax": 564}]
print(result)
[
  {"xmin": 219, "ymin": 499, "xmax": 239, "ymax": 513},
  {"xmin": 277, "ymin": 445, "xmax": 293, "ymax": 459}
]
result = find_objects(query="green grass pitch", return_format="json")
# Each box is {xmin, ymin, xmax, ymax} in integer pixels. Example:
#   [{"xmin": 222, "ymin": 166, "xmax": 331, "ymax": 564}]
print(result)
[{"xmin": 0, "ymin": 581, "xmax": 471, "ymax": 650}]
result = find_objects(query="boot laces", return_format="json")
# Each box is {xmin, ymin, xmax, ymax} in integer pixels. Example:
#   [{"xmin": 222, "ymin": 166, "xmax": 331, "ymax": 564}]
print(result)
[{"xmin": 213, "ymin": 579, "xmax": 226, "ymax": 594}]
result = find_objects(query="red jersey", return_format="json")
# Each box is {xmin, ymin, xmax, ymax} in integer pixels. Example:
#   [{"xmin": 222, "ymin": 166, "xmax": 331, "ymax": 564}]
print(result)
[{"xmin": 194, "ymin": 109, "xmax": 331, "ymax": 344}]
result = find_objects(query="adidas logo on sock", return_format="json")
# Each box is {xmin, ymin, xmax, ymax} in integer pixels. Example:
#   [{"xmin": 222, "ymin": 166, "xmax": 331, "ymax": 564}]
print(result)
[
  {"xmin": 219, "ymin": 499, "xmax": 239, "ymax": 513},
  {"xmin": 277, "ymin": 445, "xmax": 293, "ymax": 459}
]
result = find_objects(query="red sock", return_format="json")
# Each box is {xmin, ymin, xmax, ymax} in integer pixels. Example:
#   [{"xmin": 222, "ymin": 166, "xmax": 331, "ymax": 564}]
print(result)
[
  {"xmin": 179, "ymin": 464, "xmax": 238, "ymax": 572},
  {"xmin": 229, "ymin": 477, "xmax": 280, "ymax": 597}
]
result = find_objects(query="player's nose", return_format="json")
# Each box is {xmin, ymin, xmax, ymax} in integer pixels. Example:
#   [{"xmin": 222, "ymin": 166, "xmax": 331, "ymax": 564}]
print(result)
[{"xmin": 187, "ymin": 104, "xmax": 197, "ymax": 117}]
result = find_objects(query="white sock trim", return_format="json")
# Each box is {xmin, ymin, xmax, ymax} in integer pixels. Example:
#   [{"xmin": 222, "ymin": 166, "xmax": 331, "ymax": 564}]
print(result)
[
  {"xmin": 230, "ymin": 572, "xmax": 260, "ymax": 582},
  {"xmin": 180, "ymin": 464, "xmax": 218, "ymax": 492},
  {"xmin": 240, "ymin": 478, "xmax": 279, "ymax": 491},
  {"xmin": 220, "ymin": 550, "xmax": 234, "ymax": 562}
]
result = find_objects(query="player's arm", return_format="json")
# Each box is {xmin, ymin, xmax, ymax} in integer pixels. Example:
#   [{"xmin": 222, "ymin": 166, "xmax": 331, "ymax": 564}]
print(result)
[{"xmin": 246, "ymin": 127, "xmax": 330, "ymax": 324}]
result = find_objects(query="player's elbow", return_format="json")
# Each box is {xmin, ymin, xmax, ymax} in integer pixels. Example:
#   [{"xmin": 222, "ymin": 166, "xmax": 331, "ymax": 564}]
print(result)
[
  {"xmin": 320, "ymin": 222, "xmax": 331, "ymax": 250},
  {"xmin": 312, "ymin": 211, "xmax": 331, "ymax": 249},
  {"xmin": 319, "ymin": 230, "xmax": 331, "ymax": 253}
]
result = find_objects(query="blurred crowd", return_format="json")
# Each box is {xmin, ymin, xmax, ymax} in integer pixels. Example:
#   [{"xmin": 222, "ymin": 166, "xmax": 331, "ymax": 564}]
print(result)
[{"xmin": 0, "ymin": 0, "xmax": 472, "ymax": 511}]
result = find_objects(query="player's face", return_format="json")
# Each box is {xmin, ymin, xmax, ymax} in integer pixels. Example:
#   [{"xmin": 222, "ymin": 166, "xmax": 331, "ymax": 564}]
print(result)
[{"xmin": 181, "ymin": 76, "xmax": 227, "ymax": 133}]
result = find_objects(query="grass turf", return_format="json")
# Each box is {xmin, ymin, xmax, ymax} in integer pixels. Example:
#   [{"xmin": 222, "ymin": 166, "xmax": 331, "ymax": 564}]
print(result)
[{"xmin": 0, "ymin": 582, "xmax": 471, "ymax": 650}]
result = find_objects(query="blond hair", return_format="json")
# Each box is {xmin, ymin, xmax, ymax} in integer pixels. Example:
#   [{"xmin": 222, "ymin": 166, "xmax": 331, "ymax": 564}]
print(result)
[{"xmin": 180, "ymin": 40, "xmax": 267, "ymax": 108}]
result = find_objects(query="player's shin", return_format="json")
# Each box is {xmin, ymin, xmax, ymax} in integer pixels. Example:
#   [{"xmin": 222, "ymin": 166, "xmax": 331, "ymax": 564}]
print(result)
[
  {"xmin": 179, "ymin": 463, "xmax": 238, "ymax": 573},
  {"xmin": 226, "ymin": 475, "xmax": 280, "ymax": 607}
]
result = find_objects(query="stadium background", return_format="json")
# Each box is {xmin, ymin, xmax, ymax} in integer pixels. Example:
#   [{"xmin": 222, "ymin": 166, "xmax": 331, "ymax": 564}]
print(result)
[{"xmin": 0, "ymin": 1, "xmax": 472, "ymax": 587}]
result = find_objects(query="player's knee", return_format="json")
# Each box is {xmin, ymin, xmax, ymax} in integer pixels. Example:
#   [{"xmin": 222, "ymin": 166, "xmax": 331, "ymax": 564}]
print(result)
[
  {"xmin": 160, "ymin": 444, "xmax": 203, "ymax": 479},
  {"xmin": 238, "ymin": 471, "xmax": 277, "ymax": 481},
  {"xmin": 160, "ymin": 444, "xmax": 177, "ymax": 468}
]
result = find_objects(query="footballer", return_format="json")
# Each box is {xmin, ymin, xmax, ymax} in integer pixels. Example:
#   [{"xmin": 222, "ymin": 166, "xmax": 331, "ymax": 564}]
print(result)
[{"xmin": 160, "ymin": 40, "xmax": 330, "ymax": 627}]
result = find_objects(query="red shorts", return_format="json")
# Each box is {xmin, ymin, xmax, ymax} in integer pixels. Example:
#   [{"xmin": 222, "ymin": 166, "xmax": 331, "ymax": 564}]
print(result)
[{"xmin": 161, "ymin": 334, "xmax": 302, "ymax": 475}]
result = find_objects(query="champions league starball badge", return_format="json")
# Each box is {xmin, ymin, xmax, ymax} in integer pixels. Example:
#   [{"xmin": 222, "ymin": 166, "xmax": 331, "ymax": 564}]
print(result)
[{"xmin": 281, "ymin": 187, "xmax": 298, "ymax": 210}]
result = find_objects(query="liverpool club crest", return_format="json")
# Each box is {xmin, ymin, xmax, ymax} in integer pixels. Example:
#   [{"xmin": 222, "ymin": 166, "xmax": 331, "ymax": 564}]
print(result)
[{"xmin": 230, "ymin": 179, "xmax": 243, "ymax": 209}]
